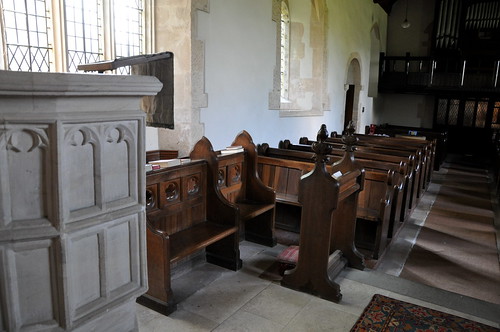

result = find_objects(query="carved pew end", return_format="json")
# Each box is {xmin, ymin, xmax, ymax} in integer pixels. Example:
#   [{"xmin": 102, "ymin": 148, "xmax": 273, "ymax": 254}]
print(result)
[{"xmin": 281, "ymin": 249, "xmax": 347, "ymax": 303}]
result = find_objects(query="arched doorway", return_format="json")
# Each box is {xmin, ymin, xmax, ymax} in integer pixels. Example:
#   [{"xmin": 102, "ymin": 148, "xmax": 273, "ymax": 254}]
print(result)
[{"xmin": 344, "ymin": 58, "xmax": 362, "ymax": 132}]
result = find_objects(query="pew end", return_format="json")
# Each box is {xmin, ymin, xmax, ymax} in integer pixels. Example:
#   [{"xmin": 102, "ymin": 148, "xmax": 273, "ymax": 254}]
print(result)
[
  {"xmin": 281, "ymin": 130, "xmax": 364, "ymax": 302},
  {"xmin": 191, "ymin": 132, "xmax": 277, "ymax": 247}
]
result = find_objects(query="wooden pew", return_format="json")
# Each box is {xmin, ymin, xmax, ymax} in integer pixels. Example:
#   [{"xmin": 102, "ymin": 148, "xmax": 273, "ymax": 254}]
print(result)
[
  {"xmin": 281, "ymin": 139, "xmax": 417, "ymax": 220},
  {"xmin": 146, "ymin": 149, "xmax": 178, "ymax": 162},
  {"xmin": 281, "ymin": 134, "xmax": 363, "ymax": 301},
  {"xmin": 277, "ymin": 140, "xmax": 411, "ymax": 226},
  {"xmin": 301, "ymin": 134, "xmax": 427, "ymax": 209},
  {"xmin": 366, "ymin": 124, "xmax": 447, "ymax": 171},
  {"xmin": 257, "ymin": 155, "xmax": 314, "ymax": 233},
  {"xmin": 138, "ymin": 160, "xmax": 242, "ymax": 315},
  {"xmin": 349, "ymin": 133, "xmax": 433, "ymax": 191},
  {"xmin": 352, "ymin": 133, "xmax": 435, "ymax": 190},
  {"xmin": 258, "ymin": 145, "xmax": 400, "ymax": 259},
  {"xmin": 190, "ymin": 131, "xmax": 277, "ymax": 247}
]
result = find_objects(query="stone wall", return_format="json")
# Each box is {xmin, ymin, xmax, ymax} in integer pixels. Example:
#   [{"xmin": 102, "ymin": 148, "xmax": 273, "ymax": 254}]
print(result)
[{"xmin": 154, "ymin": 0, "xmax": 208, "ymax": 157}]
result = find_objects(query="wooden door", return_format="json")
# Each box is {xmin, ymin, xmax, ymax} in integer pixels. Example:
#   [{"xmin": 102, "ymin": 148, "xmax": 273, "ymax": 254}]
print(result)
[{"xmin": 344, "ymin": 84, "xmax": 355, "ymax": 130}]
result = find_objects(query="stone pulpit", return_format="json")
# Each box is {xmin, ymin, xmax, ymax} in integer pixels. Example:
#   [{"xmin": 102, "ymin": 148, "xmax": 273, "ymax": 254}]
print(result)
[{"xmin": 0, "ymin": 71, "xmax": 162, "ymax": 331}]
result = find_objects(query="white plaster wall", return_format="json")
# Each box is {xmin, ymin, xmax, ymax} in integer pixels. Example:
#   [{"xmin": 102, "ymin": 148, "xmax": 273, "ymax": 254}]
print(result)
[
  {"xmin": 327, "ymin": 0, "xmax": 388, "ymax": 134},
  {"xmin": 379, "ymin": 93, "xmax": 435, "ymax": 128},
  {"xmin": 377, "ymin": 0, "xmax": 436, "ymax": 128},
  {"xmin": 145, "ymin": 126, "xmax": 160, "ymax": 150},
  {"xmin": 198, "ymin": 0, "xmax": 388, "ymax": 150},
  {"xmin": 290, "ymin": 0, "xmax": 312, "ymax": 79},
  {"xmin": 387, "ymin": 0, "xmax": 435, "ymax": 56}
]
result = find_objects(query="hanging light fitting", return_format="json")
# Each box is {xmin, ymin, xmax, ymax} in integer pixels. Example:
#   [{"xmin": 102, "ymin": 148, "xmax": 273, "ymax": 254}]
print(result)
[{"xmin": 401, "ymin": 0, "xmax": 411, "ymax": 28}]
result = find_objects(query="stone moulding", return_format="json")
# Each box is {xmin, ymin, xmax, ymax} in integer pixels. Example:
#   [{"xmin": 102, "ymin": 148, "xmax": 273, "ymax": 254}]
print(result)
[
  {"xmin": 0, "ymin": 70, "xmax": 163, "ymax": 96},
  {"xmin": 0, "ymin": 70, "xmax": 162, "ymax": 332}
]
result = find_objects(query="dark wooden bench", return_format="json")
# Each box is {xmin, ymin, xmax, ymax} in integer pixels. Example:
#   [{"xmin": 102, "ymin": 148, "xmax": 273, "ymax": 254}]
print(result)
[
  {"xmin": 190, "ymin": 131, "xmax": 276, "ymax": 247},
  {"xmin": 282, "ymin": 139, "xmax": 417, "ymax": 219},
  {"xmin": 276, "ymin": 140, "xmax": 411, "ymax": 226},
  {"xmin": 304, "ymin": 135, "xmax": 425, "ymax": 197},
  {"xmin": 366, "ymin": 124, "xmax": 447, "ymax": 171},
  {"xmin": 258, "ymin": 145, "xmax": 399, "ymax": 260},
  {"xmin": 138, "ymin": 160, "xmax": 242, "ymax": 315},
  {"xmin": 301, "ymin": 134, "xmax": 429, "ymax": 210},
  {"xmin": 353, "ymin": 133, "xmax": 434, "ymax": 190},
  {"xmin": 352, "ymin": 133, "xmax": 433, "ymax": 190}
]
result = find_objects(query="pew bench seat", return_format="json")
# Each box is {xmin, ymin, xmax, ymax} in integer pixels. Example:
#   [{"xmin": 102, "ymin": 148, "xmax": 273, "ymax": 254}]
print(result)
[
  {"xmin": 357, "ymin": 207, "xmax": 380, "ymax": 221},
  {"xmin": 139, "ymin": 160, "xmax": 241, "ymax": 316},
  {"xmin": 168, "ymin": 222, "xmax": 238, "ymax": 263},
  {"xmin": 237, "ymin": 201, "xmax": 275, "ymax": 221},
  {"xmin": 276, "ymin": 193, "xmax": 300, "ymax": 206}
]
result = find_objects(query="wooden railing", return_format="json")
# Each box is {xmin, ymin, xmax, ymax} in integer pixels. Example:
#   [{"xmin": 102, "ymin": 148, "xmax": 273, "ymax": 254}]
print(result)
[{"xmin": 379, "ymin": 52, "xmax": 500, "ymax": 94}]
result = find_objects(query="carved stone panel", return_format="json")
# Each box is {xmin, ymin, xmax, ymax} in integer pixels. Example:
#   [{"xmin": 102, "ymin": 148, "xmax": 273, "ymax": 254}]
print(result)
[
  {"xmin": 0, "ymin": 239, "xmax": 62, "ymax": 331},
  {"xmin": 62, "ymin": 121, "xmax": 140, "ymax": 224},
  {"xmin": 102, "ymin": 123, "xmax": 138, "ymax": 206},
  {"xmin": 106, "ymin": 218, "xmax": 140, "ymax": 296},
  {"xmin": 67, "ymin": 231, "xmax": 101, "ymax": 318},
  {"xmin": 63, "ymin": 126, "xmax": 98, "ymax": 217},
  {"xmin": 0, "ymin": 258, "xmax": 4, "ymax": 331},
  {"xmin": 0, "ymin": 125, "xmax": 53, "ymax": 230},
  {"xmin": 67, "ymin": 214, "xmax": 141, "ymax": 323}
]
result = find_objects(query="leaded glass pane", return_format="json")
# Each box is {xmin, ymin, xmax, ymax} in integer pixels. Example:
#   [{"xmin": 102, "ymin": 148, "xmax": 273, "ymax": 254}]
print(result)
[
  {"xmin": 475, "ymin": 100, "xmax": 488, "ymax": 128},
  {"xmin": 65, "ymin": 0, "xmax": 102, "ymax": 72},
  {"xmin": 436, "ymin": 98, "xmax": 447, "ymax": 125},
  {"xmin": 492, "ymin": 102, "xmax": 500, "ymax": 128},
  {"xmin": 463, "ymin": 100, "xmax": 475, "ymax": 127},
  {"xmin": 493, "ymin": 102, "xmax": 500, "ymax": 129},
  {"xmin": 2, "ymin": 0, "xmax": 52, "ymax": 71},
  {"xmin": 448, "ymin": 99, "xmax": 459, "ymax": 125},
  {"xmin": 114, "ymin": 0, "xmax": 143, "ymax": 74}
]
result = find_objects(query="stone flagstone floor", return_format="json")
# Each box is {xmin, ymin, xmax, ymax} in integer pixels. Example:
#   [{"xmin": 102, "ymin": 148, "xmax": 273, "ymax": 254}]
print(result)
[
  {"xmin": 137, "ymin": 160, "xmax": 500, "ymax": 331},
  {"xmin": 137, "ymin": 240, "xmax": 499, "ymax": 331}
]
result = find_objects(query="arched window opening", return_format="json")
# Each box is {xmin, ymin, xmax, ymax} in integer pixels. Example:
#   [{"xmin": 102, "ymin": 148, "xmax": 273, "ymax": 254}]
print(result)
[{"xmin": 280, "ymin": 0, "xmax": 290, "ymax": 101}]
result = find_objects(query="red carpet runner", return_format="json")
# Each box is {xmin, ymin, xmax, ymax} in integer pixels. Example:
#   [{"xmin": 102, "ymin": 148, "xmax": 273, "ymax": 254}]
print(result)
[
  {"xmin": 399, "ymin": 161, "xmax": 500, "ymax": 304},
  {"xmin": 351, "ymin": 294, "xmax": 499, "ymax": 331}
]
